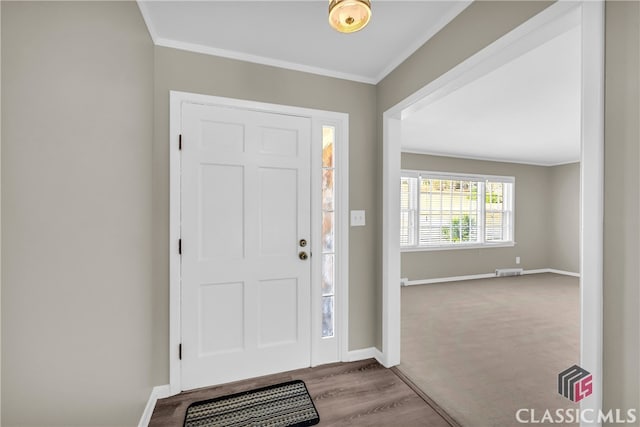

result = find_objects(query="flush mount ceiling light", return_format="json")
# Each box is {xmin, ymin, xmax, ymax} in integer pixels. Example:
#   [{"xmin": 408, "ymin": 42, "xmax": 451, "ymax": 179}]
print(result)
[{"xmin": 328, "ymin": 0, "xmax": 372, "ymax": 33}]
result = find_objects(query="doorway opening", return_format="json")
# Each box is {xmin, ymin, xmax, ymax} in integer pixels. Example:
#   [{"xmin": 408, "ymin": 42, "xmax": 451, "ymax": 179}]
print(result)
[{"xmin": 382, "ymin": 2, "xmax": 603, "ymax": 425}]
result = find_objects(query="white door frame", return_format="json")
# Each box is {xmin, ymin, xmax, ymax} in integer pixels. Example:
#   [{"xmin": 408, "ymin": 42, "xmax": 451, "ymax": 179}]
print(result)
[
  {"xmin": 169, "ymin": 91, "xmax": 350, "ymax": 394},
  {"xmin": 382, "ymin": 2, "xmax": 604, "ymax": 426}
]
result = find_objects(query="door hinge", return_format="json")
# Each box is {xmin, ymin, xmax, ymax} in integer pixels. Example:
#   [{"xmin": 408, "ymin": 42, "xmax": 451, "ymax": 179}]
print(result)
[
  {"xmin": 179, "ymin": 134, "xmax": 182, "ymax": 150},
  {"xmin": 179, "ymin": 343, "xmax": 182, "ymax": 360},
  {"xmin": 179, "ymin": 239, "xmax": 182, "ymax": 255}
]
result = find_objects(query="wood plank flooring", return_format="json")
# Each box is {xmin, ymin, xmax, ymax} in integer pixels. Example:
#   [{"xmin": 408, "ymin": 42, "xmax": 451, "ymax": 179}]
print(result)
[{"xmin": 150, "ymin": 359, "xmax": 454, "ymax": 426}]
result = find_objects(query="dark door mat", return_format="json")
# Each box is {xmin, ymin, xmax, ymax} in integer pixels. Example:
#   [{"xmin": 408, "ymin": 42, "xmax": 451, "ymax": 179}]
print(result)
[{"xmin": 183, "ymin": 379, "xmax": 320, "ymax": 427}]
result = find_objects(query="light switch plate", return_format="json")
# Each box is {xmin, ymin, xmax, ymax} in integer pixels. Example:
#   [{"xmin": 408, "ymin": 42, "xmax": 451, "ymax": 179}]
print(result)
[{"xmin": 351, "ymin": 210, "xmax": 366, "ymax": 226}]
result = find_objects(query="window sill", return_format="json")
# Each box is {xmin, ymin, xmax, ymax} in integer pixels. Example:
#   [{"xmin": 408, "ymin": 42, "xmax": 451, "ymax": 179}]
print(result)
[{"xmin": 401, "ymin": 242, "xmax": 516, "ymax": 252}]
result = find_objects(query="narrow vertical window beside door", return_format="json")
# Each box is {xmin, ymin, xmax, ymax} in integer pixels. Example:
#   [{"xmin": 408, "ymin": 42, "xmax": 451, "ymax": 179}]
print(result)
[{"xmin": 321, "ymin": 126, "xmax": 336, "ymax": 338}]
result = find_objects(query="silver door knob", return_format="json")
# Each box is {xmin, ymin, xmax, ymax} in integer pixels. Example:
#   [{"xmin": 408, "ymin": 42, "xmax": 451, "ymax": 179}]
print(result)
[{"xmin": 299, "ymin": 251, "xmax": 308, "ymax": 261}]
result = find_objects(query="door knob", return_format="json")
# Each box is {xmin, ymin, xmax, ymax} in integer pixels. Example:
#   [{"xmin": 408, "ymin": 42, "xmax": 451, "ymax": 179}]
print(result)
[
  {"xmin": 299, "ymin": 251, "xmax": 308, "ymax": 261},
  {"xmin": 299, "ymin": 239, "xmax": 307, "ymax": 247}
]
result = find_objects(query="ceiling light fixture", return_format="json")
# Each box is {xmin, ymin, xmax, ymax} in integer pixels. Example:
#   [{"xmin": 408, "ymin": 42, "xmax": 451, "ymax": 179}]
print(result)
[{"xmin": 328, "ymin": 0, "xmax": 371, "ymax": 34}]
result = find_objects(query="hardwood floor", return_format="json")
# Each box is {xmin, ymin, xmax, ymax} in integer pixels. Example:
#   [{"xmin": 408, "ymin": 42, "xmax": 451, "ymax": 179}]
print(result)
[{"xmin": 150, "ymin": 359, "xmax": 454, "ymax": 426}]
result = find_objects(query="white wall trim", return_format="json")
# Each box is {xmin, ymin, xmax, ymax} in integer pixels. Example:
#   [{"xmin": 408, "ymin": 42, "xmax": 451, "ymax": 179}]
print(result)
[
  {"xmin": 169, "ymin": 91, "xmax": 350, "ymax": 393},
  {"xmin": 382, "ymin": 3, "xmax": 603, "ymax": 426},
  {"xmin": 546, "ymin": 269, "xmax": 581, "ymax": 278},
  {"xmin": 401, "ymin": 243, "xmax": 516, "ymax": 253},
  {"xmin": 382, "ymin": 115, "xmax": 402, "ymax": 368},
  {"xmin": 578, "ymin": 3, "xmax": 604, "ymax": 424},
  {"xmin": 405, "ymin": 269, "xmax": 580, "ymax": 286},
  {"xmin": 521, "ymin": 268, "xmax": 551, "ymax": 276},
  {"xmin": 136, "ymin": 1, "xmax": 469, "ymax": 86},
  {"xmin": 346, "ymin": 347, "xmax": 384, "ymax": 365},
  {"xmin": 156, "ymin": 38, "xmax": 376, "ymax": 85},
  {"xmin": 405, "ymin": 273, "xmax": 497, "ymax": 286},
  {"xmin": 401, "ymin": 147, "xmax": 580, "ymax": 168},
  {"xmin": 336, "ymin": 119, "xmax": 351, "ymax": 366},
  {"xmin": 136, "ymin": 1, "xmax": 158, "ymax": 44},
  {"xmin": 168, "ymin": 92, "xmax": 182, "ymax": 396},
  {"xmin": 138, "ymin": 385, "xmax": 172, "ymax": 427}
]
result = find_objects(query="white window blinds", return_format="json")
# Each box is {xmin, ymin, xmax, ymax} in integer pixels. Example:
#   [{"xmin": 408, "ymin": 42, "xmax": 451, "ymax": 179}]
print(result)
[{"xmin": 400, "ymin": 171, "xmax": 514, "ymax": 249}]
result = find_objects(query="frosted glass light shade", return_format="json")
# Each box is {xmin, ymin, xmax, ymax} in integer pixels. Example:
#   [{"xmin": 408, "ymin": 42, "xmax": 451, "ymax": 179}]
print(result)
[{"xmin": 328, "ymin": 0, "xmax": 371, "ymax": 33}]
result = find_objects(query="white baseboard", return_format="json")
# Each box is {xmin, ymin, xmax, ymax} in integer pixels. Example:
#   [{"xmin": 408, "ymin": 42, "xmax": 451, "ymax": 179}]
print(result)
[
  {"xmin": 406, "ymin": 268, "xmax": 580, "ymax": 286},
  {"xmin": 523, "ymin": 268, "xmax": 580, "ymax": 277},
  {"xmin": 346, "ymin": 347, "xmax": 384, "ymax": 366},
  {"xmin": 521, "ymin": 268, "xmax": 550, "ymax": 275},
  {"xmin": 546, "ymin": 268, "xmax": 580, "ymax": 277},
  {"xmin": 138, "ymin": 384, "xmax": 172, "ymax": 427},
  {"xmin": 406, "ymin": 273, "xmax": 495, "ymax": 286}
]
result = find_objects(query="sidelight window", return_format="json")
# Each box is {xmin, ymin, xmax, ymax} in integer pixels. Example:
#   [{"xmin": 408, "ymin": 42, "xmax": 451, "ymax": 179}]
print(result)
[{"xmin": 321, "ymin": 126, "xmax": 336, "ymax": 338}]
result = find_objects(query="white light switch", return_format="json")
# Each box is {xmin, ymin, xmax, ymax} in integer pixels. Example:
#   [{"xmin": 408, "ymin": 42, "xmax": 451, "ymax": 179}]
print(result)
[{"xmin": 351, "ymin": 210, "xmax": 366, "ymax": 226}]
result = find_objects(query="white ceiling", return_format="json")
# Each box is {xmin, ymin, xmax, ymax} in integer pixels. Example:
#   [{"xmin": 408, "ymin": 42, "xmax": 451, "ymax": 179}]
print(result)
[
  {"xmin": 401, "ymin": 24, "xmax": 582, "ymax": 166},
  {"xmin": 138, "ymin": 1, "xmax": 581, "ymax": 166},
  {"xmin": 137, "ymin": 1, "xmax": 471, "ymax": 84}
]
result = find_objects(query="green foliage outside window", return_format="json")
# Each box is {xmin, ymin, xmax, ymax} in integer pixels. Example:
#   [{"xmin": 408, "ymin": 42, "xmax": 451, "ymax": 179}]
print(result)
[
  {"xmin": 442, "ymin": 215, "xmax": 476, "ymax": 242},
  {"xmin": 468, "ymin": 187, "xmax": 502, "ymax": 203}
]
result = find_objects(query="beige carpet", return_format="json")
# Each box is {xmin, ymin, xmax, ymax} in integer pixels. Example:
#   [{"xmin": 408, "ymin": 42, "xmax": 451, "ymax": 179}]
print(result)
[{"xmin": 399, "ymin": 273, "xmax": 580, "ymax": 427}]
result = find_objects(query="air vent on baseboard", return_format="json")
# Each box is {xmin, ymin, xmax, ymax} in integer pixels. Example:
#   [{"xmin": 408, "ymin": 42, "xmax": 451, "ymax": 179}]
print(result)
[{"xmin": 495, "ymin": 268, "xmax": 524, "ymax": 277}]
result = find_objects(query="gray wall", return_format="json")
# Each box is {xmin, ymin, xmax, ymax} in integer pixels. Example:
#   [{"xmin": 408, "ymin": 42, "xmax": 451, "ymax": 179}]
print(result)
[
  {"xmin": 0, "ymin": 1, "xmax": 638, "ymax": 426},
  {"xmin": 603, "ymin": 1, "xmax": 640, "ymax": 420},
  {"xmin": 400, "ymin": 155, "xmax": 580, "ymax": 280},
  {"xmin": 1, "ymin": 2, "xmax": 154, "ymax": 426},
  {"xmin": 152, "ymin": 47, "xmax": 379, "ymax": 381},
  {"xmin": 549, "ymin": 162, "xmax": 580, "ymax": 273}
]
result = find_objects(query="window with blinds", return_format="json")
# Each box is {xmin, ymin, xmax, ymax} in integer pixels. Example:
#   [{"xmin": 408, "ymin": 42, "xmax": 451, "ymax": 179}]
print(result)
[{"xmin": 400, "ymin": 171, "xmax": 514, "ymax": 250}]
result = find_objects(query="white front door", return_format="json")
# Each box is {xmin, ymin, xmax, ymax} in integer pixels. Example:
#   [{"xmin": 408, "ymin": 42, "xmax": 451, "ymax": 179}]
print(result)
[{"xmin": 180, "ymin": 103, "xmax": 312, "ymax": 390}]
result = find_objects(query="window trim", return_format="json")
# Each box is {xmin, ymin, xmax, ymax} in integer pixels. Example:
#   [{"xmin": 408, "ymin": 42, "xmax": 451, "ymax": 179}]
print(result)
[{"xmin": 400, "ymin": 169, "xmax": 515, "ymax": 252}]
